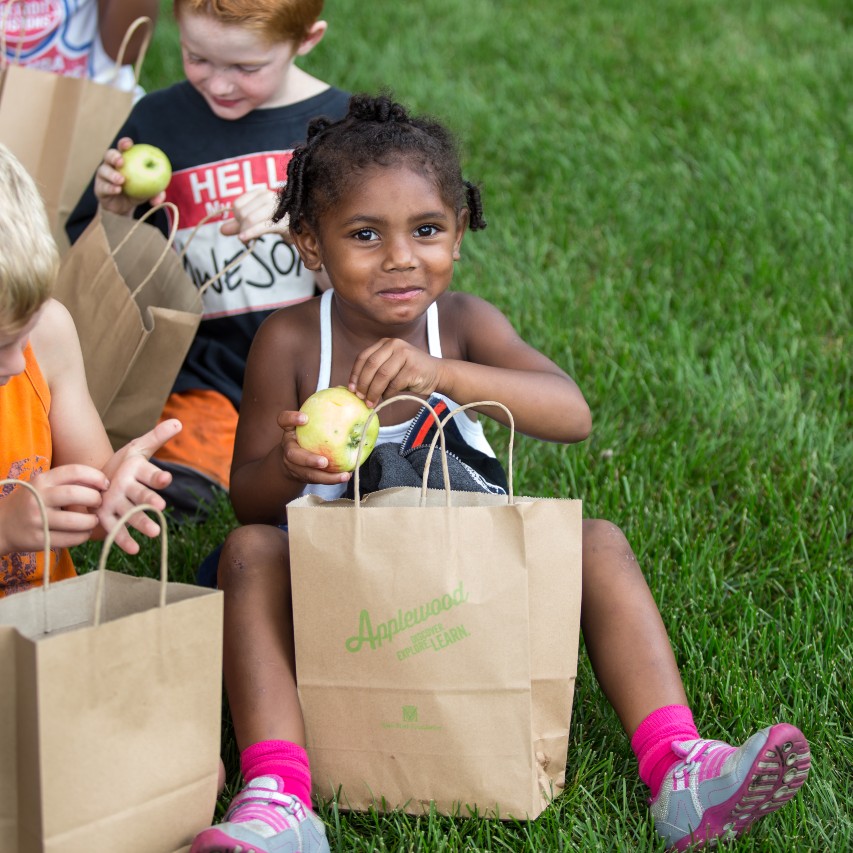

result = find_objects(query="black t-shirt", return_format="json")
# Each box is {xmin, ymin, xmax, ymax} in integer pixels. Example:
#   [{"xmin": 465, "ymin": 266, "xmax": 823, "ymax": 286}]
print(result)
[{"xmin": 66, "ymin": 81, "xmax": 351, "ymax": 409}]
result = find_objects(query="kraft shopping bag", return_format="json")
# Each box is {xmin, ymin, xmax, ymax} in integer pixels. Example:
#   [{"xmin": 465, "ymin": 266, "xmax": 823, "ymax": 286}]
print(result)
[
  {"xmin": 54, "ymin": 204, "xmax": 255, "ymax": 450},
  {"xmin": 53, "ymin": 203, "xmax": 201, "ymax": 450},
  {"xmin": 0, "ymin": 15, "xmax": 152, "ymax": 254},
  {"xmin": 0, "ymin": 482, "xmax": 224, "ymax": 853},
  {"xmin": 288, "ymin": 397, "xmax": 582, "ymax": 819}
]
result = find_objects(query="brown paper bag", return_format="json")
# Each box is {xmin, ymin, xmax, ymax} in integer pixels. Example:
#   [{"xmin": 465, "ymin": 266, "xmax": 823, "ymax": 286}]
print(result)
[
  {"xmin": 0, "ymin": 15, "xmax": 152, "ymax": 254},
  {"xmin": 54, "ymin": 204, "xmax": 256, "ymax": 451},
  {"xmin": 288, "ymin": 398, "xmax": 583, "ymax": 819},
  {"xmin": 0, "ymin": 483, "xmax": 224, "ymax": 853},
  {"xmin": 53, "ymin": 204, "xmax": 203, "ymax": 450}
]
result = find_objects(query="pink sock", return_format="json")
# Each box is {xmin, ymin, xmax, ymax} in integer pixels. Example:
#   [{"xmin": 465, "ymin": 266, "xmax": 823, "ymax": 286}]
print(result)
[
  {"xmin": 631, "ymin": 705, "xmax": 700, "ymax": 799},
  {"xmin": 241, "ymin": 740, "xmax": 313, "ymax": 810}
]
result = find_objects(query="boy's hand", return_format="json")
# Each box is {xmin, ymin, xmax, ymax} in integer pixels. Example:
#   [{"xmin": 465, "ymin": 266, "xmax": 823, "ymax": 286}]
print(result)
[
  {"xmin": 98, "ymin": 419, "xmax": 182, "ymax": 554},
  {"xmin": 94, "ymin": 137, "xmax": 167, "ymax": 215},
  {"xmin": 275, "ymin": 410, "xmax": 351, "ymax": 486},
  {"xmin": 349, "ymin": 338, "xmax": 443, "ymax": 407},
  {"xmin": 219, "ymin": 187, "xmax": 291, "ymax": 245},
  {"xmin": 0, "ymin": 466, "xmax": 106, "ymax": 554}
]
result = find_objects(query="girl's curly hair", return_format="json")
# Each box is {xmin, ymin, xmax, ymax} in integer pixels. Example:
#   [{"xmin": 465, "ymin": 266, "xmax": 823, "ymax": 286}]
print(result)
[{"xmin": 274, "ymin": 93, "xmax": 486, "ymax": 234}]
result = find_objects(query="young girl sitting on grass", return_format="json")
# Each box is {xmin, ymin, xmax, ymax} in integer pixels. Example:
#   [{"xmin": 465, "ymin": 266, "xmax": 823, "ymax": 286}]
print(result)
[{"xmin": 192, "ymin": 95, "xmax": 810, "ymax": 853}]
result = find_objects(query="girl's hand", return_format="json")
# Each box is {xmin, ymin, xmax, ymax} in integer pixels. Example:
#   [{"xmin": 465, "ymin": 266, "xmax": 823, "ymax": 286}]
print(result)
[
  {"xmin": 97, "ymin": 419, "xmax": 182, "ymax": 554},
  {"xmin": 219, "ymin": 187, "xmax": 291, "ymax": 245},
  {"xmin": 94, "ymin": 137, "xmax": 167, "ymax": 215},
  {"xmin": 0, "ymin": 466, "xmax": 106, "ymax": 554},
  {"xmin": 276, "ymin": 410, "xmax": 352, "ymax": 486},
  {"xmin": 349, "ymin": 338, "xmax": 443, "ymax": 407}
]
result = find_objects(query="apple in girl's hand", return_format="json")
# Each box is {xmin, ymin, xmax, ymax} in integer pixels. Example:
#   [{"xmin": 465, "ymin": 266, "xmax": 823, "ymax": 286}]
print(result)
[
  {"xmin": 296, "ymin": 386, "xmax": 380, "ymax": 473},
  {"xmin": 119, "ymin": 143, "xmax": 172, "ymax": 198}
]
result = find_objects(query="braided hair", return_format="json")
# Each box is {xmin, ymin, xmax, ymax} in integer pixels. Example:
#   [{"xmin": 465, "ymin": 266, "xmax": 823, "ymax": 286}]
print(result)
[{"xmin": 273, "ymin": 94, "xmax": 487, "ymax": 234}]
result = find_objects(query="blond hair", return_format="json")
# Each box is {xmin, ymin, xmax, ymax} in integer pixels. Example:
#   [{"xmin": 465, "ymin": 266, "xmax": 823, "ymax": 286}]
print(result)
[
  {"xmin": 173, "ymin": 0, "xmax": 323, "ymax": 43},
  {"xmin": 0, "ymin": 145, "xmax": 58, "ymax": 334}
]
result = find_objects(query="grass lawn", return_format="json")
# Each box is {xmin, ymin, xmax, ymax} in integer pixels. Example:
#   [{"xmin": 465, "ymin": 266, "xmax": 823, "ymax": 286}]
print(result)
[{"xmin": 77, "ymin": 0, "xmax": 851, "ymax": 849}]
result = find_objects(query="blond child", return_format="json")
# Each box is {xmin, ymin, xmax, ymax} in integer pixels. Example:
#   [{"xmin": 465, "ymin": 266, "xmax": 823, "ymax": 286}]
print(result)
[
  {"xmin": 66, "ymin": 0, "xmax": 350, "ymax": 518},
  {"xmin": 0, "ymin": 143, "xmax": 181, "ymax": 595}
]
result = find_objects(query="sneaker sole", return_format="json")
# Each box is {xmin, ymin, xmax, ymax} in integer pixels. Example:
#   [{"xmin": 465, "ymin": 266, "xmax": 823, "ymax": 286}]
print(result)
[
  {"xmin": 672, "ymin": 723, "xmax": 811, "ymax": 851},
  {"xmin": 190, "ymin": 827, "xmax": 267, "ymax": 853}
]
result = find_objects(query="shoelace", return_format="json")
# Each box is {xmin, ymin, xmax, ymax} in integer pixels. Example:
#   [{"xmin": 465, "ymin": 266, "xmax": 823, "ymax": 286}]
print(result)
[
  {"xmin": 225, "ymin": 781, "xmax": 306, "ymax": 833},
  {"xmin": 668, "ymin": 739, "xmax": 736, "ymax": 793}
]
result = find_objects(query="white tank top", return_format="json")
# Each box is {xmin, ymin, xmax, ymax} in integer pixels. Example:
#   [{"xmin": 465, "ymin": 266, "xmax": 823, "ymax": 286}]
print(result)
[{"xmin": 302, "ymin": 290, "xmax": 495, "ymax": 500}]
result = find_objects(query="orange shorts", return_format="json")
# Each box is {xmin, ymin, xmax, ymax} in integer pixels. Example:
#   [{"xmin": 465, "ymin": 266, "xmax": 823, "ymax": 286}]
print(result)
[{"xmin": 154, "ymin": 389, "xmax": 238, "ymax": 490}]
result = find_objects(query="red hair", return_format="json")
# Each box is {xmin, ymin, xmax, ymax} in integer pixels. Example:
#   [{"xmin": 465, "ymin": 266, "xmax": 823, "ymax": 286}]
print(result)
[{"xmin": 173, "ymin": 0, "xmax": 324, "ymax": 43}]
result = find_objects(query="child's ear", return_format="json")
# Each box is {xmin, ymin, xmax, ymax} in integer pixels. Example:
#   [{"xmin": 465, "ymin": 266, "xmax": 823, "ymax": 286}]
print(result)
[
  {"xmin": 452, "ymin": 208, "xmax": 470, "ymax": 261},
  {"xmin": 296, "ymin": 21, "xmax": 327, "ymax": 56},
  {"xmin": 291, "ymin": 226, "xmax": 323, "ymax": 271}
]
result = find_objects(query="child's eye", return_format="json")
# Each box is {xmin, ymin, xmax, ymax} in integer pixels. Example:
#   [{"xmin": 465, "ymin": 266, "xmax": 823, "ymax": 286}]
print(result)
[
  {"xmin": 414, "ymin": 224, "xmax": 440, "ymax": 237},
  {"xmin": 186, "ymin": 53, "xmax": 207, "ymax": 65},
  {"xmin": 353, "ymin": 228, "xmax": 379, "ymax": 241},
  {"xmin": 236, "ymin": 65, "xmax": 262, "ymax": 74}
]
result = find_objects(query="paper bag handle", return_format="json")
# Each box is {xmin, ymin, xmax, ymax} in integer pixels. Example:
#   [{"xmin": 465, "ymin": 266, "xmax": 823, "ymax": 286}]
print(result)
[
  {"xmin": 94, "ymin": 503, "xmax": 168, "ymax": 626},
  {"xmin": 112, "ymin": 16, "xmax": 153, "ymax": 85},
  {"xmin": 352, "ymin": 394, "xmax": 449, "ymax": 506},
  {"xmin": 107, "ymin": 201, "xmax": 180, "ymax": 297},
  {"xmin": 428, "ymin": 400, "xmax": 515, "ymax": 503},
  {"xmin": 178, "ymin": 205, "xmax": 258, "ymax": 296},
  {"xmin": 0, "ymin": 477, "xmax": 52, "ymax": 630},
  {"xmin": 352, "ymin": 397, "xmax": 517, "ymax": 507}
]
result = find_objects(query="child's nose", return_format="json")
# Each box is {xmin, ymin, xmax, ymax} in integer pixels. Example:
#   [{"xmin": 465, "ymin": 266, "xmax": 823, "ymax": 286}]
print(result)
[
  {"xmin": 208, "ymin": 70, "xmax": 234, "ymax": 96},
  {"xmin": 383, "ymin": 235, "xmax": 416, "ymax": 271}
]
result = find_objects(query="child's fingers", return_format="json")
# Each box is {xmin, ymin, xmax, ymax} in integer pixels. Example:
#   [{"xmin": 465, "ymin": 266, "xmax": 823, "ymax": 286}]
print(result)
[
  {"xmin": 276, "ymin": 409, "xmax": 307, "ymax": 431},
  {"xmin": 46, "ymin": 509, "xmax": 100, "ymax": 538},
  {"xmin": 283, "ymin": 443, "xmax": 351, "ymax": 484},
  {"xmin": 123, "ymin": 509, "xmax": 161, "ymax": 540},
  {"xmin": 96, "ymin": 507, "xmax": 155, "ymax": 554},
  {"xmin": 107, "ymin": 525, "xmax": 142, "ymax": 556},
  {"xmin": 37, "ymin": 464, "xmax": 110, "ymax": 492},
  {"xmin": 41, "ymin": 484, "xmax": 105, "ymax": 511},
  {"xmin": 125, "ymin": 418, "xmax": 182, "ymax": 460}
]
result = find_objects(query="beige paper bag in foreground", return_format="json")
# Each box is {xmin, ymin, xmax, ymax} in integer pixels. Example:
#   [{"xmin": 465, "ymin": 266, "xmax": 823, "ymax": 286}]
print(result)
[
  {"xmin": 288, "ymin": 398, "xmax": 582, "ymax": 819},
  {"xmin": 0, "ymin": 486, "xmax": 223, "ymax": 853}
]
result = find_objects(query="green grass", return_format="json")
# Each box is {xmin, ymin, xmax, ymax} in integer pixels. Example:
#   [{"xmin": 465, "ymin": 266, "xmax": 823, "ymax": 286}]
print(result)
[{"xmin": 79, "ymin": 0, "xmax": 852, "ymax": 849}]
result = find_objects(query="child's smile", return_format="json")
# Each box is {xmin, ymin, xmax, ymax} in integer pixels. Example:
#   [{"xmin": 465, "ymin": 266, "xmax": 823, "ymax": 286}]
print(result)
[{"xmin": 298, "ymin": 164, "xmax": 466, "ymax": 328}]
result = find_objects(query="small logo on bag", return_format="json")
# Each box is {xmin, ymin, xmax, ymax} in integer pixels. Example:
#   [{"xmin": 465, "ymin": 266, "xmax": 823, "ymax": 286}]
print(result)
[{"xmin": 381, "ymin": 704, "xmax": 441, "ymax": 731}]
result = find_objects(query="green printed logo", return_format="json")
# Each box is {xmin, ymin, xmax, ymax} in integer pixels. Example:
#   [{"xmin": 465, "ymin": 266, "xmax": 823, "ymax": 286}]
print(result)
[
  {"xmin": 344, "ymin": 580, "xmax": 469, "ymax": 653},
  {"xmin": 402, "ymin": 705, "xmax": 418, "ymax": 723}
]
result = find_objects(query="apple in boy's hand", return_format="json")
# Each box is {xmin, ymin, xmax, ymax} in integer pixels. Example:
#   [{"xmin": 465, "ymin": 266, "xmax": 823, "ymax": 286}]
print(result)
[
  {"xmin": 119, "ymin": 144, "xmax": 172, "ymax": 198},
  {"xmin": 296, "ymin": 387, "xmax": 380, "ymax": 473}
]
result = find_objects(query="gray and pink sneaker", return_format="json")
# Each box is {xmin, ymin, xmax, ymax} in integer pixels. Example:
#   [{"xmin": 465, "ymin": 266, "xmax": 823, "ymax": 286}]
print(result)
[
  {"xmin": 190, "ymin": 775, "xmax": 330, "ymax": 853},
  {"xmin": 650, "ymin": 723, "xmax": 810, "ymax": 850}
]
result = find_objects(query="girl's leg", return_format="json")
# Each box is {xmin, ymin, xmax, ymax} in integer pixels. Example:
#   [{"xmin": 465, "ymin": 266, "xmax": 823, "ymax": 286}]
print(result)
[
  {"xmin": 191, "ymin": 524, "xmax": 330, "ymax": 853},
  {"xmin": 580, "ymin": 517, "xmax": 688, "ymax": 736},
  {"xmin": 218, "ymin": 524, "xmax": 303, "ymax": 749},
  {"xmin": 581, "ymin": 518, "xmax": 810, "ymax": 851}
]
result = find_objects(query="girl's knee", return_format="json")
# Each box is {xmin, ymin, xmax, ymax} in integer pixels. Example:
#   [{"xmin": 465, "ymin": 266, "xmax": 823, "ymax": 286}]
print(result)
[
  {"xmin": 218, "ymin": 524, "xmax": 289, "ymax": 590},
  {"xmin": 583, "ymin": 518, "xmax": 629, "ymax": 555},
  {"xmin": 582, "ymin": 517, "xmax": 643, "ymax": 585}
]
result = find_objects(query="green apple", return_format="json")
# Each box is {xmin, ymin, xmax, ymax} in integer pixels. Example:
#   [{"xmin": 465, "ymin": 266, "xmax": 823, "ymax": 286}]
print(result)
[
  {"xmin": 119, "ymin": 143, "xmax": 172, "ymax": 199},
  {"xmin": 296, "ymin": 386, "xmax": 380, "ymax": 473}
]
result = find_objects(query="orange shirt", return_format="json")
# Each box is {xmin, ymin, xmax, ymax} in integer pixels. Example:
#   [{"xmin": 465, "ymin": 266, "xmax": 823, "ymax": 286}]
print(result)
[{"xmin": 0, "ymin": 343, "xmax": 76, "ymax": 596}]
